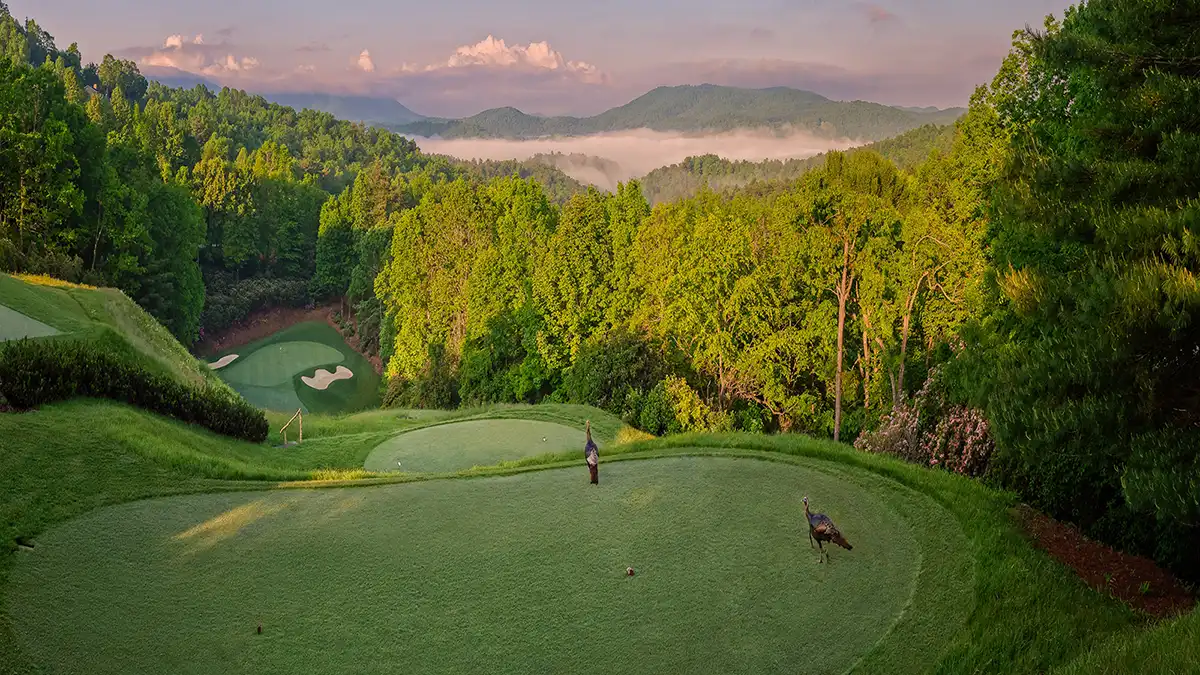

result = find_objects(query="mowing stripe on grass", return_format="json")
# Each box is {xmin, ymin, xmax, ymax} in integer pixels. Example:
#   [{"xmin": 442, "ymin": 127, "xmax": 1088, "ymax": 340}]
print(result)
[
  {"xmin": 7, "ymin": 457, "xmax": 968, "ymax": 675},
  {"xmin": 0, "ymin": 304, "xmax": 60, "ymax": 341}
]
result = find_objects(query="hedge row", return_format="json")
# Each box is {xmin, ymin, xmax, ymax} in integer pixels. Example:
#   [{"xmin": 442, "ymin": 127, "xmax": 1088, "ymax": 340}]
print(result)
[
  {"xmin": 201, "ymin": 276, "xmax": 311, "ymax": 335},
  {"xmin": 0, "ymin": 339, "xmax": 268, "ymax": 442}
]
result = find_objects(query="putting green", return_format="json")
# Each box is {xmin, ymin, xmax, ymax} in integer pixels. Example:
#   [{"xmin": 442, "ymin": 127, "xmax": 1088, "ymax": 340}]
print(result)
[
  {"xmin": 4, "ymin": 457, "xmax": 971, "ymax": 674},
  {"xmin": 211, "ymin": 322, "xmax": 382, "ymax": 414},
  {"xmin": 364, "ymin": 419, "xmax": 594, "ymax": 473},
  {"xmin": 220, "ymin": 341, "xmax": 344, "ymax": 387},
  {"xmin": 0, "ymin": 303, "xmax": 60, "ymax": 341}
]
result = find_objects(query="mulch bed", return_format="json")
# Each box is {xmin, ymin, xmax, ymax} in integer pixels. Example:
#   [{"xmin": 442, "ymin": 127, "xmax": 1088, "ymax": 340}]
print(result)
[
  {"xmin": 194, "ymin": 304, "xmax": 384, "ymax": 376},
  {"xmin": 1014, "ymin": 504, "xmax": 1196, "ymax": 618}
]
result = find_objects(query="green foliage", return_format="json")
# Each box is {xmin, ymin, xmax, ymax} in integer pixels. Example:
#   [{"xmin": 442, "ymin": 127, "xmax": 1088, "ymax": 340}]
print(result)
[
  {"xmin": 445, "ymin": 152, "xmax": 590, "ymax": 204},
  {"xmin": 951, "ymin": 0, "xmax": 1200, "ymax": 579},
  {"xmin": 0, "ymin": 339, "xmax": 266, "ymax": 441},
  {"xmin": 562, "ymin": 328, "xmax": 667, "ymax": 413},
  {"xmin": 200, "ymin": 274, "xmax": 310, "ymax": 335},
  {"xmin": 641, "ymin": 124, "xmax": 957, "ymax": 205},
  {"xmin": 458, "ymin": 304, "xmax": 556, "ymax": 405}
]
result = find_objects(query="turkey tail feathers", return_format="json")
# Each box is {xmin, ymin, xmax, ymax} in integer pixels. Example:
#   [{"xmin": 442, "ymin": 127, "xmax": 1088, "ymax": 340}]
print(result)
[{"xmin": 831, "ymin": 532, "xmax": 853, "ymax": 550}]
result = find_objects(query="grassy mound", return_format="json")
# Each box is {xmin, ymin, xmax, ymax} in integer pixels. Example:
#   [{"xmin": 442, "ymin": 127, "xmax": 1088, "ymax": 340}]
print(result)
[
  {"xmin": 211, "ymin": 322, "xmax": 381, "ymax": 414},
  {"xmin": 363, "ymin": 418, "xmax": 598, "ymax": 473},
  {"xmin": 7, "ymin": 458, "xmax": 963, "ymax": 675},
  {"xmin": 0, "ymin": 273, "xmax": 221, "ymax": 389}
]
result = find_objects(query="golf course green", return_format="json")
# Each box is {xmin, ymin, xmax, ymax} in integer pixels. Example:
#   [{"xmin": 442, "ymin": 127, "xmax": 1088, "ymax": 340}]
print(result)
[
  {"xmin": 5, "ymin": 456, "xmax": 971, "ymax": 675},
  {"xmin": 210, "ymin": 322, "xmax": 381, "ymax": 415},
  {"xmin": 363, "ymin": 418, "xmax": 598, "ymax": 473},
  {"xmin": 0, "ymin": 304, "xmax": 60, "ymax": 341}
]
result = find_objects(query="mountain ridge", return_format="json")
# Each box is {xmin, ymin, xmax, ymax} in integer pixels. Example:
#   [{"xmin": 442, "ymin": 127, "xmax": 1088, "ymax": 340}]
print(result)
[{"xmin": 394, "ymin": 84, "xmax": 965, "ymax": 141}]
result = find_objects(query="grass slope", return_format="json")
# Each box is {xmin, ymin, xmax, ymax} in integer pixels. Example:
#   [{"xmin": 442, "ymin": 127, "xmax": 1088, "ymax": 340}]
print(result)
[
  {"xmin": 212, "ymin": 321, "xmax": 381, "ymax": 414},
  {"xmin": 1, "ymin": 399, "xmax": 1195, "ymax": 674},
  {"xmin": 397, "ymin": 85, "xmax": 964, "ymax": 141},
  {"xmin": 0, "ymin": 273, "xmax": 221, "ymax": 390}
]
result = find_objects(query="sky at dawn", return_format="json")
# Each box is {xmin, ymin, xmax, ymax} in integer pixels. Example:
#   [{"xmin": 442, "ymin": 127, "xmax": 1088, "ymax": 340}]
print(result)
[{"xmin": 12, "ymin": 0, "xmax": 1072, "ymax": 117}]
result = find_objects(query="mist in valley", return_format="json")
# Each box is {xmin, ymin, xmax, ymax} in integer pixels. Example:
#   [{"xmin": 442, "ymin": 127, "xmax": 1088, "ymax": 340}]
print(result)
[{"xmin": 409, "ymin": 128, "xmax": 863, "ymax": 191}]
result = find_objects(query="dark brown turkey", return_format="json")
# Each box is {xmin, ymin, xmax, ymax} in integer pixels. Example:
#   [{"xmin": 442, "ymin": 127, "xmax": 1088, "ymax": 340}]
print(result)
[{"xmin": 803, "ymin": 496, "xmax": 853, "ymax": 563}]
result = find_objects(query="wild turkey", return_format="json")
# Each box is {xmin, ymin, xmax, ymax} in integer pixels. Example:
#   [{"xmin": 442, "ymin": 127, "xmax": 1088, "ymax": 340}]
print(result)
[{"xmin": 803, "ymin": 496, "xmax": 853, "ymax": 563}]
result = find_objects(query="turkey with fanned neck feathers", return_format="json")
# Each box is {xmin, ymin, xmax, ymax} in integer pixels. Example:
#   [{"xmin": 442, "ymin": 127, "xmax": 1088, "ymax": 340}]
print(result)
[{"xmin": 803, "ymin": 496, "xmax": 853, "ymax": 563}]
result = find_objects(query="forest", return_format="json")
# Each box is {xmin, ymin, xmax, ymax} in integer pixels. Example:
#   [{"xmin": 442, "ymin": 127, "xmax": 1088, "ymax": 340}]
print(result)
[{"xmin": 0, "ymin": 0, "xmax": 1196, "ymax": 582}]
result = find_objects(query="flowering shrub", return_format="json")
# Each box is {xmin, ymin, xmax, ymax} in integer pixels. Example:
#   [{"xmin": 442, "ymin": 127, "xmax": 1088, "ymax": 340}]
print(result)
[{"xmin": 855, "ymin": 366, "xmax": 994, "ymax": 477}]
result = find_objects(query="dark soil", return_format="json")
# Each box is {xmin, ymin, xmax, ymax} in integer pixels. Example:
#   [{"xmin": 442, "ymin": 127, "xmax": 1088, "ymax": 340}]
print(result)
[
  {"xmin": 1014, "ymin": 504, "xmax": 1196, "ymax": 618},
  {"xmin": 195, "ymin": 304, "xmax": 384, "ymax": 375}
]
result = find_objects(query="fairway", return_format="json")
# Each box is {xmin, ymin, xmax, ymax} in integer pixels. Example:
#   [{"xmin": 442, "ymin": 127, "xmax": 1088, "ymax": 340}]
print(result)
[
  {"xmin": 5, "ymin": 457, "xmax": 971, "ymax": 675},
  {"xmin": 0, "ymin": 304, "xmax": 60, "ymax": 341},
  {"xmin": 210, "ymin": 322, "xmax": 381, "ymax": 414},
  {"xmin": 364, "ymin": 419, "xmax": 595, "ymax": 473}
]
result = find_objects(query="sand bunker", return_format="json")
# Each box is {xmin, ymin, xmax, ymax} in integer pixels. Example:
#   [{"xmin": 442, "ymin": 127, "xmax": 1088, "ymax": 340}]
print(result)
[
  {"xmin": 302, "ymin": 366, "xmax": 354, "ymax": 390},
  {"xmin": 208, "ymin": 354, "xmax": 239, "ymax": 370}
]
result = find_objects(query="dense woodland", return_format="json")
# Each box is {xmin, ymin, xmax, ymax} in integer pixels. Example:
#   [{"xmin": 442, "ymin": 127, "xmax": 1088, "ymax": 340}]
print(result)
[
  {"xmin": 640, "ymin": 124, "xmax": 957, "ymax": 204},
  {"xmin": 0, "ymin": 0, "xmax": 1196, "ymax": 580}
]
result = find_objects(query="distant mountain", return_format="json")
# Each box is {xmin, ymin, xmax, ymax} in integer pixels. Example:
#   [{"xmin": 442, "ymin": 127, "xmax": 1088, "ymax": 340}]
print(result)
[
  {"xmin": 264, "ymin": 93, "xmax": 427, "ymax": 127},
  {"xmin": 395, "ymin": 84, "xmax": 965, "ymax": 141},
  {"xmin": 145, "ymin": 67, "xmax": 220, "ymax": 91},
  {"xmin": 638, "ymin": 123, "xmax": 958, "ymax": 205}
]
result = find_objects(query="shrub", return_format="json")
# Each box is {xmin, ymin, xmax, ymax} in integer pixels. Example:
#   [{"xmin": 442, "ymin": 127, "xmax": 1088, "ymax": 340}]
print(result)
[
  {"xmin": 200, "ymin": 275, "xmax": 310, "ymax": 335},
  {"xmin": 0, "ymin": 339, "xmax": 267, "ymax": 442},
  {"xmin": 563, "ymin": 329, "xmax": 668, "ymax": 413},
  {"xmin": 855, "ymin": 366, "xmax": 994, "ymax": 478}
]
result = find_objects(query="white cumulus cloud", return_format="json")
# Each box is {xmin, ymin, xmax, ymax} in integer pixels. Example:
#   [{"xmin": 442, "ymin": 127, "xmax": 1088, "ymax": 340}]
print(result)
[
  {"xmin": 400, "ymin": 35, "xmax": 606, "ymax": 84},
  {"xmin": 357, "ymin": 49, "xmax": 376, "ymax": 73},
  {"xmin": 135, "ymin": 34, "xmax": 258, "ymax": 76}
]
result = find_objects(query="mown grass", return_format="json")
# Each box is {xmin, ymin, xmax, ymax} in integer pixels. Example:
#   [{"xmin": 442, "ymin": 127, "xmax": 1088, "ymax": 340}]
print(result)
[
  {"xmin": 1, "ymin": 400, "xmax": 1196, "ymax": 674},
  {"xmin": 0, "ymin": 273, "xmax": 224, "ymax": 390},
  {"xmin": 8, "ymin": 458, "xmax": 946, "ymax": 675},
  {"xmin": 212, "ymin": 321, "xmax": 382, "ymax": 414}
]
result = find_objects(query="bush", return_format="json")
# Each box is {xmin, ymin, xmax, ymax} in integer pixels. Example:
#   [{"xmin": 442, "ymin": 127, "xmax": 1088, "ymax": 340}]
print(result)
[
  {"xmin": 200, "ymin": 275, "xmax": 310, "ymax": 335},
  {"xmin": 855, "ymin": 367, "xmax": 994, "ymax": 478},
  {"xmin": 0, "ymin": 339, "xmax": 267, "ymax": 442},
  {"xmin": 562, "ymin": 329, "xmax": 668, "ymax": 413}
]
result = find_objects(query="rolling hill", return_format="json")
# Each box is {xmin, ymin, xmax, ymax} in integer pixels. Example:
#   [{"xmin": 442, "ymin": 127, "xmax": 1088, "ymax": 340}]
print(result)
[
  {"xmin": 395, "ymin": 84, "xmax": 965, "ymax": 141},
  {"xmin": 263, "ymin": 93, "xmax": 427, "ymax": 127},
  {"xmin": 638, "ymin": 123, "xmax": 958, "ymax": 204}
]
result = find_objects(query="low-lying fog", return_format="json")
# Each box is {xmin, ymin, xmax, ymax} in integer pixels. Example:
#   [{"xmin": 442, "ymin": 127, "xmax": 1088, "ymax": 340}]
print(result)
[{"xmin": 410, "ymin": 128, "xmax": 863, "ymax": 191}]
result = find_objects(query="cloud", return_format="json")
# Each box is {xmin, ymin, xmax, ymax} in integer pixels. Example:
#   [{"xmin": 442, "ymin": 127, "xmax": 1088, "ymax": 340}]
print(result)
[
  {"xmin": 397, "ymin": 36, "xmax": 607, "ymax": 85},
  {"xmin": 128, "ymin": 34, "xmax": 259, "ymax": 77},
  {"xmin": 749, "ymin": 27, "xmax": 776, "ymax": 40},
  {"xmin": 297, "ymin": 41, "xmax": 330, "ymax": 53},
  {"xmin": 357, "ymin": 49, "xmax": 375, "ymax": 73},
  {"xmin": 410, "ymin": 128, "xmax": 858, "ymax": 191}
]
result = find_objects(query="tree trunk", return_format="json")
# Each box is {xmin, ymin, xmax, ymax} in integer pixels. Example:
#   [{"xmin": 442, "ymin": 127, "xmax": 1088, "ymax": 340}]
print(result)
[
  {"xmin": 834, "ymin": 239, "xmax": 850, "ymax": 443},
  {"xmin": 860, "ymin": 326, "xmax": 870, "ymax": 410},
  {"xmin": 898, "ymin": 312, "xmax": 911, "ymax": 402}
]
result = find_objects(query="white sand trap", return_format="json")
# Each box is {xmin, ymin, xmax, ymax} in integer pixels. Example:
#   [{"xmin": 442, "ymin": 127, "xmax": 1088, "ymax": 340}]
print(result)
[
  {"xmin": 208, "ymin": 354, "xmax": 239, "ymax": 369},
  {"xmin": 302, "ymin": 365, "xmax": 354, "ymax": 390}
]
